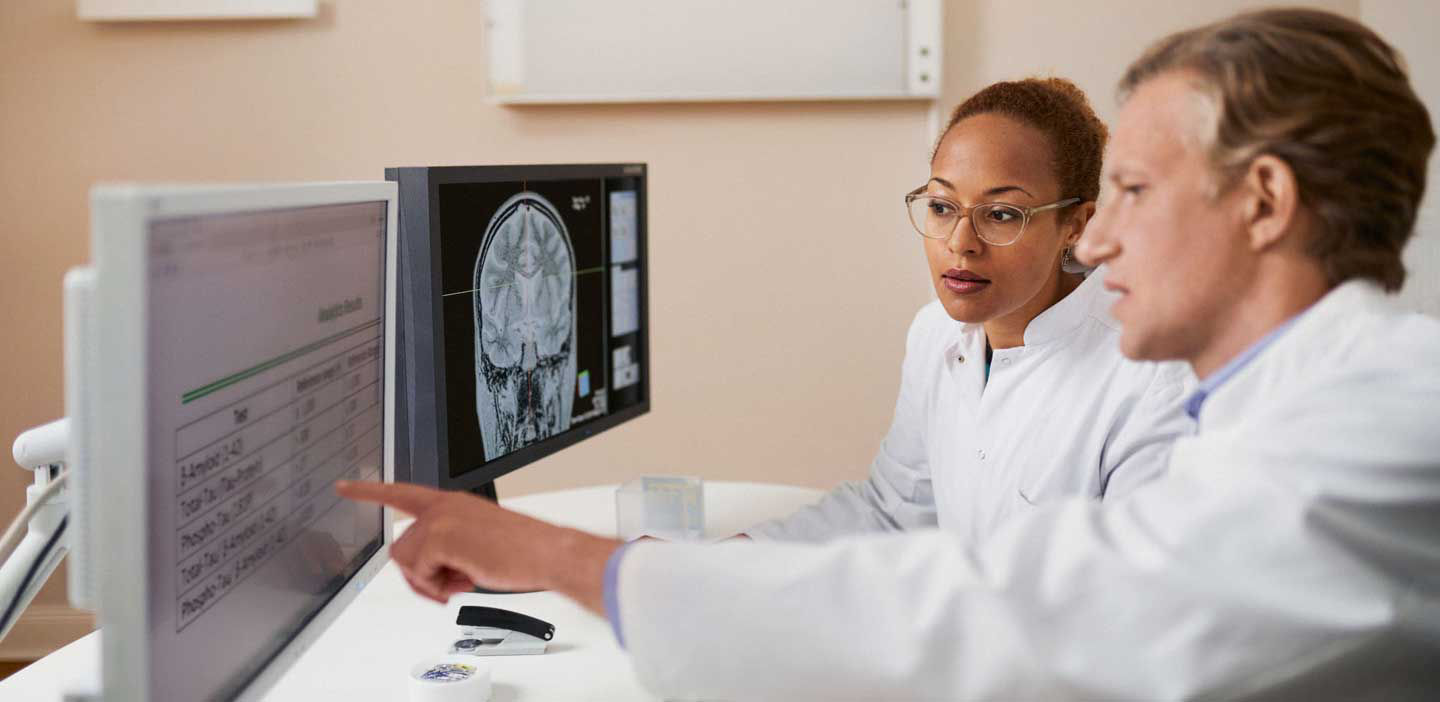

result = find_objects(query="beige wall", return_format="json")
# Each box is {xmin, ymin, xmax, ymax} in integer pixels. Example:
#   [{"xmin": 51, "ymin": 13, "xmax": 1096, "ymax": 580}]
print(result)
[
  {"xmin": 0, "ymin": 0, "xmax": 934, "ymax": 657},
  {"xmin": 7, "ymin": 0, "xmax": 1431, "ymax": 661}
]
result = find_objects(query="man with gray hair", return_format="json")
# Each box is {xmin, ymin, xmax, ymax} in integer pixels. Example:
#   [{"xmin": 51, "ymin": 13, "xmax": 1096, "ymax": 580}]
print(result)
[{"xmin": 340, "ymin": 8, "xmax": 1440, "ymax": 699}]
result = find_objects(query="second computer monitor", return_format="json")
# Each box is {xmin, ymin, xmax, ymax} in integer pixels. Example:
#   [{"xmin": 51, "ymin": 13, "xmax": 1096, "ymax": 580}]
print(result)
[{"xmin": 388, "ymin": 164, "xmax": 649, "ymax": 493}]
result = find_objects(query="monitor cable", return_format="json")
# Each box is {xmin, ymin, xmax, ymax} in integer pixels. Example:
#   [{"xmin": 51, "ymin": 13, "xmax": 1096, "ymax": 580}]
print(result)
[
  {"xmin": 0, "ymin": 448, "xmax": 71, "ymax": 644},
  {"xmin": 0, "ymin": 471, "xmax": 67, "ymax": 566},
  {"xmin": 0, "ymin": 514, "xmax": 68, "ymax": 639}
]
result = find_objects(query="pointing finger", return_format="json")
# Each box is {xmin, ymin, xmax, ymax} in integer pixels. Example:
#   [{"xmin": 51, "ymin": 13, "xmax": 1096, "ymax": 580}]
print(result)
[{"xmin": 336, "ymin": 480, "xmax": 439, "ymax": 516}]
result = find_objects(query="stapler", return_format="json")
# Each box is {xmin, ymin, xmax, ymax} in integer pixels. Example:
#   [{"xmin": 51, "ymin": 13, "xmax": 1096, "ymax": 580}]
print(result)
[{"xmin": 449, "ymin": 606, "xmax": 555, "ymax": 656}]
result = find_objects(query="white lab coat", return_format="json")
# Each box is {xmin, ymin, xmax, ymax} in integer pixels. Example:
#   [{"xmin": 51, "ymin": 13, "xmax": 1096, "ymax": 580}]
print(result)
[
  {"xmin": 748, "ymin": 272, "xmax": 1195, "ymax": 545},
  {"xmin": 615, "ymin": 280, "xmax": 1440, "ymax": 700}
]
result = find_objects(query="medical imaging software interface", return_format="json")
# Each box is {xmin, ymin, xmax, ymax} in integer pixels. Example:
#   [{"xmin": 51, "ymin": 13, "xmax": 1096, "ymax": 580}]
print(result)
[
  {"xmin": 438, "ymin": 177, "xmax": 644, "ymax": 477},
  {"xmin": 146, "ymin": 202, "xmax": 387, "ymax": 700}
]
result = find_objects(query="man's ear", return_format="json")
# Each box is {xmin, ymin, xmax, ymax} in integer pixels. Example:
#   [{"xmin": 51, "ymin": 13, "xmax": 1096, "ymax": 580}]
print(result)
[
  {"xmin": 1063, "ymin": 200, "xmax": 1097, "ymax": 247},
  {"xmin": 1240, "ymin": 154, "xmax": 1301, "ymax": 252}
]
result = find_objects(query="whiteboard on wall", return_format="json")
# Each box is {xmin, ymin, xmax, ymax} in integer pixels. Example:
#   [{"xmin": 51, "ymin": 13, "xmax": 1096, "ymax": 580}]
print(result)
[
  {"xmin": 486, "ymin": 0, "xmax": 942, "ymax": 104},
  {"xmin": 77, "ymin": 0, "xmax": 316, "ymax": 21}
]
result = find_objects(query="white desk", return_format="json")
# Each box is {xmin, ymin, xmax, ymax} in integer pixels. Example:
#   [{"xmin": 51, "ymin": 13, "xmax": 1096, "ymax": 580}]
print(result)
[{"xmin": 0, "ymin": 481, "xmax": 821, "ymax": 701}]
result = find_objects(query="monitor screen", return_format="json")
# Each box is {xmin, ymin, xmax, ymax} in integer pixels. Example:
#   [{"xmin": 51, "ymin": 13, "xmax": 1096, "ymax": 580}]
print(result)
[
  {"xmin": 389, "ymin": 165, "xmax": 649, "ymax": 492},
  {"xmin": 78, "ymin": 184, "xmax": 397, "ymax": 701}
]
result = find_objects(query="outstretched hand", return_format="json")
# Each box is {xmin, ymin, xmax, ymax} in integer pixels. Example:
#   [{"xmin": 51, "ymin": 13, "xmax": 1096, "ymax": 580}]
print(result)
[{"xmin": 335, "ymin": 480, "xmax": 619, "ymax": 614}]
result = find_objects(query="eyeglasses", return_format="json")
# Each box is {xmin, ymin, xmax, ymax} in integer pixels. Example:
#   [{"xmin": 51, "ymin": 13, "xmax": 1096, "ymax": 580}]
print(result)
[{"xmin": 904, "ymin": 186, "xmax": 1081, "ymax": 246}]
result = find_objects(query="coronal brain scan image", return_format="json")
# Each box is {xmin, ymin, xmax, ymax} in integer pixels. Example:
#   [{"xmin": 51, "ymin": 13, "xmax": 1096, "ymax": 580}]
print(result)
[
  {"xmin": 436, "ymin": 174, "xmax": 638, "ymax": 478},
  {"xmin": 473, "ymin": 192, "xmax": 577, "ymax": 460}
]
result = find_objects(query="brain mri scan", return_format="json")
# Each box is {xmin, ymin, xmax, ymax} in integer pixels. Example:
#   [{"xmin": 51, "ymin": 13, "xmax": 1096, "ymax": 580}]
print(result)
[{"xmin": 473, "ymin": 192, "xmax": 577, "ymax": 460}]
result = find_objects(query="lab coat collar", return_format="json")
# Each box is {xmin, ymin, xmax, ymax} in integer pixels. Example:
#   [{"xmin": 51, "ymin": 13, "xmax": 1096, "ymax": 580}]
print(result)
[
  {"xmin": 940, "ymin": 270, "xmax": 1108, "ymax": 362},
  {"xmin": 1021, "ymin": 270, "xmax": 1107, "ymax": 347},
  {"xmin": 1184, "ymin": 316, "xmax": 1300, "ymax": 419},
  {"xmin": 1196, "ymin": 279, "xmax": 1390, "ymax": 428}
]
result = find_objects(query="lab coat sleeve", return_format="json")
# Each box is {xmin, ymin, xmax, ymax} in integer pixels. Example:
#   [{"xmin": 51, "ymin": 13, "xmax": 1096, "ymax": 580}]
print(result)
[
  {"xmin": 744, "ymin": 308, "xmax": 937, "ymax": 542},
  {"xmin": 1097, "ymin": 360, "xmax": 1195, "ymax": 499},
  {"xmin": 615, "ymin": 371, "xmax": 1440, "ymax": 701}
]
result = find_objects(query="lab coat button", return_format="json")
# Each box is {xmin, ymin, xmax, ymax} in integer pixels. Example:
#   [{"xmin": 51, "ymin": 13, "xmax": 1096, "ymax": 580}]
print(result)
[{"xmin": 977, "ymin": 449, "xmax": 986, "ymax": 460}]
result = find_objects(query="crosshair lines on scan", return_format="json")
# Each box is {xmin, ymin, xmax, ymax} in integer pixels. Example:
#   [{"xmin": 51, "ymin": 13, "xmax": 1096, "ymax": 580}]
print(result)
[
  {"xmin": 471, "ymin": 192, "xmax": 581, "ymax": 460},
  {"xmin": 442, "ymin": 267, "xmax": 605, "ymax": 298}
]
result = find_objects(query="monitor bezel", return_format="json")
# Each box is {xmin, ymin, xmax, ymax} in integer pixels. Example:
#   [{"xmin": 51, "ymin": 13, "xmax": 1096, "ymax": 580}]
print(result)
[
  {"xmin": 387, "ymin": 164, "xmax": 651, "ymax": 494},
  {"xmin": 87, "ymin": 182, "xmax": 398, "ymax": 702}
]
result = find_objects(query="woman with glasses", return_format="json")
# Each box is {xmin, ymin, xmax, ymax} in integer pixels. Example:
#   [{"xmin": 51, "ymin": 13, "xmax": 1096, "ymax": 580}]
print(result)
[{"xmin": 746, "ymin": 78, "xmax": 1194, "ymax": 544}]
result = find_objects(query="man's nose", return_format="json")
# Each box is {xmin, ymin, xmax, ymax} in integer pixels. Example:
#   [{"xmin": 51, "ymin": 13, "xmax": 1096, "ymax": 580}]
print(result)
[{"xmin": 1075, "ymin": 203, "xmax": 1118, "ymax": 266}]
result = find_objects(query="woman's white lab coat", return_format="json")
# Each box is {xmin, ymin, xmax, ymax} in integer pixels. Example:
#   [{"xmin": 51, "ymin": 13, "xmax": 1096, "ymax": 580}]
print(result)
[
  {"xmin": 613, "ymin": 280, "xmax": 1440, "ymax": 700},
  {"xmin": 748, "ymin": 272, "xmax": 1195, "ymax": 545}
]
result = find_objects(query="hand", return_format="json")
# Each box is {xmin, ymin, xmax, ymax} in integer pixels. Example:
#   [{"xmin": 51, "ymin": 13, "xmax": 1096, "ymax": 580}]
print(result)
[{"xmin": 335, "ymin": 480, "xmax": 620, "ymax": 614}]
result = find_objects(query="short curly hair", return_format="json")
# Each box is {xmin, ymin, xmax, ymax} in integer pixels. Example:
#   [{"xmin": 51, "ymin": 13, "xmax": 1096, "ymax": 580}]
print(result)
[{"xmin": 938, "ymin": 77, "xmax": 1109, "ymax": 205}]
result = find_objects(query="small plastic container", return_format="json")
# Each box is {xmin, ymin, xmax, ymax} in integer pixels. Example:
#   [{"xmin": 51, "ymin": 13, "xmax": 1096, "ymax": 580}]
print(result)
[
  {"xmin": 615, "ymin": 475, "xmax": 705, "ymax": 541},
  {"xmin": 408, "ymin": 655, "xmax": 491, "ymax": 702}
]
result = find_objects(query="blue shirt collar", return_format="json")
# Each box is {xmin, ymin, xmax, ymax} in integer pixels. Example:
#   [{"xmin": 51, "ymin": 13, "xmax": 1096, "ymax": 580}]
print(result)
[{"xmin": 1184, "ymin": 316, "xmax": 1300, "ymax": 420}]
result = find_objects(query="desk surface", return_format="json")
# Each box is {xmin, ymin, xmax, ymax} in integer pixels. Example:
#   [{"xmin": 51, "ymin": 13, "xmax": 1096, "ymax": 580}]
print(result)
[{"xmin": 0, "ymin": 481, "xmax": 821, "ymax": 701}]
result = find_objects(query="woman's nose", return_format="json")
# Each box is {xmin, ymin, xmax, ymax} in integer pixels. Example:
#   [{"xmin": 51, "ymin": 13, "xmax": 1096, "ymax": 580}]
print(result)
[{"xmin": 946, "ymin": 215, "xmax": 982, "ymax": 256}]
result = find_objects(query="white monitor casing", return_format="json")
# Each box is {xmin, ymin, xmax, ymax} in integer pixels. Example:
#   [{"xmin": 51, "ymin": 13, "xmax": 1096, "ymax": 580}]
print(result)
[{"xmin": 70, "ymin": 182, "xmax": 398, "ymax": 702}]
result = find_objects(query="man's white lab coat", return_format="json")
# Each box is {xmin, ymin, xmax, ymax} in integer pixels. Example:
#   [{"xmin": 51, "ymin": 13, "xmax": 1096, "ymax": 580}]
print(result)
[
  {"xmin": 614, "ymin": 280, "xmax": 1440, "ymax": 700},
  {"xmin": 748, "ymin": 272, "xmax": 1195, "ymax": 545}
]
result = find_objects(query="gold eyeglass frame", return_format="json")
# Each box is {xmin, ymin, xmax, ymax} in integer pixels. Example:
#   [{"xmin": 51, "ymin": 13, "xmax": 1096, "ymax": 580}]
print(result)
[{"xmin": 904, "ymin": 185, "xmax": 1081, "ymax": 246}]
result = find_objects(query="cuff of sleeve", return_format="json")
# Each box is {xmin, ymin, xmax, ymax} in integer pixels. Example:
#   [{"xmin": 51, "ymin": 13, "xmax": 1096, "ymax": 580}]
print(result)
[{"xmin": 603, "ymin": 540, "xmax": 634, "ymax": 648}]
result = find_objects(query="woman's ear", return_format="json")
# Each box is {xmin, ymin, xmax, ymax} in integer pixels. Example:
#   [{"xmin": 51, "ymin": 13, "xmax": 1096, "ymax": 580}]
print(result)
[{"xmin": 1063, "ymin": 201, "xmax": 1097, "ymax": 247}]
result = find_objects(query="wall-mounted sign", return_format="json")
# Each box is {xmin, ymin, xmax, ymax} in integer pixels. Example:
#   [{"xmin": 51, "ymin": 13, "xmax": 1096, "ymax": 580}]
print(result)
[{"xmin": 77, "ymin": 0, "xmax": 317, "ymax": 22}]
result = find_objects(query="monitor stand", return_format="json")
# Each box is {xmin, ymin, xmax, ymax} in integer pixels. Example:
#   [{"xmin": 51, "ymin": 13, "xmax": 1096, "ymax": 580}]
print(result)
[
  {"xmin": 468, "ymin": 481, "xmax": 542, "ymax": 595},
  {"xmin": 470, "ymin": 481, "xmax": 498, "ymax": 502}
]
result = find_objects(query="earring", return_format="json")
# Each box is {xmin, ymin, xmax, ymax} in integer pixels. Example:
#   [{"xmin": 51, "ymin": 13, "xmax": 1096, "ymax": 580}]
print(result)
[{"xmin": 1062, "ymin": 247, "xmax": 1074, "ymax": 267}]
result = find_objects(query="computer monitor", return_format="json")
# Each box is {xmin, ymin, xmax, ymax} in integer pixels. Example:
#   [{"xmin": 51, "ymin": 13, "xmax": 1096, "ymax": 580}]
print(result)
[
  {"xmin": 386, "ymin": 164, "xmax": 650, "ymax": 496},
  {"xmin": 66, "ymin": 182, "xmax": 398, "ymax": 701}
]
